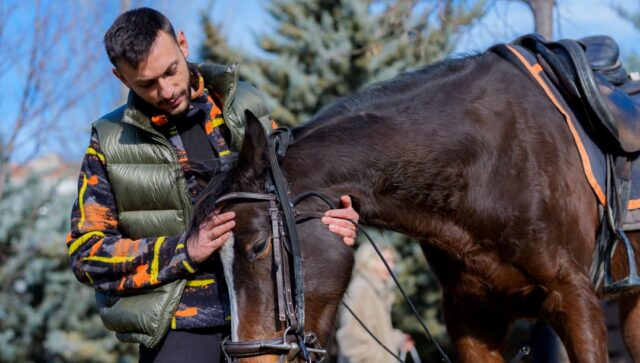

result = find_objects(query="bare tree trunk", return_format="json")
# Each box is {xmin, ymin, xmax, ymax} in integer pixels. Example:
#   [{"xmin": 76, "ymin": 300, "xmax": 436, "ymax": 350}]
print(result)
[
  {"xmin": 523, "ymin": 0, "xmax": 555, "ymax": 40},
  {"xmin": 0, "ymin": 1, "xmax": 109, "ymax": 199}
]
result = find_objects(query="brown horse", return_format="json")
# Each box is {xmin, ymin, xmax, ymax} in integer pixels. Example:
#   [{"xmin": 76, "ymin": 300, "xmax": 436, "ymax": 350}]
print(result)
[{"xmin": 193, "ymin": 49, "xmax": 640, "ymax": 362}]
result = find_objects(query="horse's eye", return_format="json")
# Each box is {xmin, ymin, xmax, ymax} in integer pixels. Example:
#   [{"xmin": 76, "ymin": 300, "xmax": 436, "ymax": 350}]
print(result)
[{"xmin": 252, "ymin": 239, "xmax": 269, "ymax": 257}]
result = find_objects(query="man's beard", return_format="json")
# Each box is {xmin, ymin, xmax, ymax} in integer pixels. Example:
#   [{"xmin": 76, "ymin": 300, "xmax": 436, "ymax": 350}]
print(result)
[{"xmin": 159, "ymin": 84, "xmax": 191, "ymax": 117}]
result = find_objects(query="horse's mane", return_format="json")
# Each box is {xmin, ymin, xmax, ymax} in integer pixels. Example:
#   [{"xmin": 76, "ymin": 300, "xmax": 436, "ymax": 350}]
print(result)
[
  {"xmin": 294, "ymin": 53, "xmax": 484, "ymax": 139},
  {"xmin": 189, "ymin": 53, "xmax": 485, "ymax": 235}
]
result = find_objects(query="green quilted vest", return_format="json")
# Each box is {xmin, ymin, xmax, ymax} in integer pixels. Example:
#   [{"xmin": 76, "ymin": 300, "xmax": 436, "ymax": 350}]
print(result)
[{"xmin": 92, "ymin": 63, "xmax": 272, "ymax": 348}]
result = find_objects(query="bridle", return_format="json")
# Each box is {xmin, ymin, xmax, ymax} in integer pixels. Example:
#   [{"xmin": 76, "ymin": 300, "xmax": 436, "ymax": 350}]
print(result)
[
  {"xmin": 217, "ymin": 126, "xmax": 455, "ymax": 363},
  {"xmin": 216, "ymin": 190, "xmax": 326, "ymax": 362},
  {"xmin": 219, "ymin": 128, "xmax": 327, "ymax": 362}
]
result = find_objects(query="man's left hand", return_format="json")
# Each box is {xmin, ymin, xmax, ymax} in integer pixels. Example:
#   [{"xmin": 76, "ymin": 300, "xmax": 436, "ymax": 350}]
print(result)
[{"xmin": 322, "ymin": 195, "xmax": 359, "ymax": 246}]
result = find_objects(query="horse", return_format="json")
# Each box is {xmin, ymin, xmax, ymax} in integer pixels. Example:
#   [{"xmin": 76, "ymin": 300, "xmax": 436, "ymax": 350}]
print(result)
[{"xmin": 191, "ymin": 47, "xmax": 640, "ymax": 363}]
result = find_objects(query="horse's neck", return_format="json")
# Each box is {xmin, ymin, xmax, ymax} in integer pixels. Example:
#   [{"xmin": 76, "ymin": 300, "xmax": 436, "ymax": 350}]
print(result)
[
  {"xmin": 284, "ymin": 116, "xmax": 452, "ymax": 234},
  {"xmin": 282, "ymin": 52, "xmax": 515, "ymax": 235}
]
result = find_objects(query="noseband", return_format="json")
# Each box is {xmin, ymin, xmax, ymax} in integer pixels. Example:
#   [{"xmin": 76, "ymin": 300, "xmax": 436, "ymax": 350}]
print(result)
[{"xmin": 219, "ymin": 128, "xmax": 327, "ymax": 362}]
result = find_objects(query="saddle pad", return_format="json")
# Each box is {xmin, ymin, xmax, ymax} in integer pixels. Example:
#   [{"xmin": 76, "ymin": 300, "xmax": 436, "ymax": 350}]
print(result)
[{"xmin": 503, "ymin": 45, "xmax": 640, "ymax": 230}]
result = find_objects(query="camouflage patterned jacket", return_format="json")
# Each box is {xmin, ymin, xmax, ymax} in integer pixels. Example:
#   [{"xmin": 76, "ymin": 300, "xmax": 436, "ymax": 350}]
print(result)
[{"xmin": 67, "ymin": 63, "xmax": 272, "ymax": 347}]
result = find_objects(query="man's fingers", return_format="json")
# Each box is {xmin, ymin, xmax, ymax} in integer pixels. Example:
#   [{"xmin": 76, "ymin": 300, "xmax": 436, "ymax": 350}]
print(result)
[
  {"xmin": 323, "ymin": 195, "xmax": 359, "ymax": 222},
  {"xmin": 321, "ymin": 195, "xmax": 359, "ymax": 246},
  {"xmin": 322, "ymin": 216, "xmax": 356, "ymax": 230},
  {"xmin": 212, "ymin": 211, "xmax": 236, "ymax": 224},
  {"xmin": 324, "ymin": 208, "xmax": 358, "ymax": 220},
  {"xmin": 327, "ymin": 224, "xmax": 357, "ymax": 240},
  {"xmin": 340, "ymin": 195, "xmax": 352, "ymax": 208},
  {"xmin": 343, "ymin": 237, "xmax": 355, "ymax": 246},
  {"xmin": 211, "ymin": 232, "xmax": 231, "ymax": 247},
  {"xmin": 207, "ymin": 220, "xmax": 235, "ymax": 239},
  {"xmin": 202, "ymin": 211, "xmax": 236, "ymax": 231}
]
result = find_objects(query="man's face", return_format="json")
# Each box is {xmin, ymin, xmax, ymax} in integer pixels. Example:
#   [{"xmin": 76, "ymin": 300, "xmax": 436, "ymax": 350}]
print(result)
[
  {"xmin": 376, "ymin": 249, "xmax": 396, "ymax": 282},
  {"xmin": 113, "ymin": 31, "xmax": 191, "ymax": 116}
]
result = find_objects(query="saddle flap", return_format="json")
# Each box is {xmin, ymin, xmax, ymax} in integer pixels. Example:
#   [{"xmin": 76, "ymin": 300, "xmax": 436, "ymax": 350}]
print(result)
[{"xmin": 513, "ymin": 34, "xmax": 640, "ymax": 154}]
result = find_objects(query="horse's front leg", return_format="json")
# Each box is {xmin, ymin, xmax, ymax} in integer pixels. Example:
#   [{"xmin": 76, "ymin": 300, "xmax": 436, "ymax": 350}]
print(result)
[
  {"xmin": 619, "ymin": 292, "xmax": 640, "ymax": 362},
  {"xmin": 544, "ymin": 271, "xmax": 608, "ymax": 363},
  {"xmin": 443, "ymin": 294, "xmax": 508, "ymax": 363}
]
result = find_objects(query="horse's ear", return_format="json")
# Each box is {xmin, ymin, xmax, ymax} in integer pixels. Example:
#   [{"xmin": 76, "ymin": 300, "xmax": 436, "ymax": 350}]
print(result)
[{"xmin": 235, "ymin": 110, "xmax": 269, "ymax": 184}]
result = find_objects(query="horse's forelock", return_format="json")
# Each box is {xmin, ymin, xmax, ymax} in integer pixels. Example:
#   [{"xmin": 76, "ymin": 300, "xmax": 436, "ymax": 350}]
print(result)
[{"xmin": 189, "ymin": 167, "xmax": 233, "ymax": 237}]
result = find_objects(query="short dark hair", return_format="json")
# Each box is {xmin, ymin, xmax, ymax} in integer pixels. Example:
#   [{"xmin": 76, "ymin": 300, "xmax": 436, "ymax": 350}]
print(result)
[{"xmin": 104, "ymin": 7, "xmax": 177, "ymax": 68}]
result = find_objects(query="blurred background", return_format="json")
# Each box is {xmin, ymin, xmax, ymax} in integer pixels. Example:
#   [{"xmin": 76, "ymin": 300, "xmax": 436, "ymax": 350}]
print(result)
[{"xmin": 1, "ymin": 0, "xmax": 640, "ymax": 362}]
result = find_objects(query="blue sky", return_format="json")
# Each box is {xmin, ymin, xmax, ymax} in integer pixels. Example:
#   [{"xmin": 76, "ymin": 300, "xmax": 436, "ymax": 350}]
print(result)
[
  {"xmin": 2, "ymin": 0, "xmax": 640, "ymax": 163},
  {"xmin": 454, "ymin": 0, "xmax": 640, "ymax": 56},
  {"xmin": 191, "ymin": 1, "xmax": 640, "ymax": 57}
]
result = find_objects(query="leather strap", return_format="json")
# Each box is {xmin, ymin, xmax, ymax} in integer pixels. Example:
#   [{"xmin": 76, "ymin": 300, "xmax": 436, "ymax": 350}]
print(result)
[
  {"xmin": 215, "ymin": 192, "xmax": 275, "ymax": 204},
  {"xmin": 222, "ymin": 333, "xmax": 326, "ymax": 359},
  {"xmin": 270, "ymin": 199, "xmax": 287, "ymax": 323},
  {"xmin": 267, "ymin": 128, "xmax": 306, "ymax": 336}
]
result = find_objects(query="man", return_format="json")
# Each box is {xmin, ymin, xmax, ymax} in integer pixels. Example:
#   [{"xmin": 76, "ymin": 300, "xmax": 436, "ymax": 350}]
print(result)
[{"xmin": 67, "ymin": 7, "xmax": 358, "ymax": 363}]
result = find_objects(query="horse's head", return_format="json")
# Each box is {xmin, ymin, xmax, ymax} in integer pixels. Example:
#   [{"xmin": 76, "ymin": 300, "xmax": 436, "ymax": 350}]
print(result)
[{"xmin": 193, "ymin": 112, "xmax": 354, "ymax": 362}]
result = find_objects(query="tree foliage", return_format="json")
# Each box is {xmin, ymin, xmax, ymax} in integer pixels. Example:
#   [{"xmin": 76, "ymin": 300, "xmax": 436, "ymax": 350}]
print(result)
[
  {"xmin": 614, "ymin": 2, "xmax": 640, "ymax": 71},
  {"xmin": 0, "ymin": 1, "xmax": 134, "ymax": 361},
  {"xmin": 202, "ymin": 0, "xmax": 486, "ymax": 125},
  {"xmin": 201, "ymin": 1, "xmax": 487, "ymax": 360},
  {"xmin": 0, "ymin": 1, "xmax": 488, "ymax": 361},
  {"xmin": 0, "ymin": 1, "xmax": 112, "ymax": 199},
  {"xmin": 0, "ymin": 160, "xmax": 137, "ymax": 362}
]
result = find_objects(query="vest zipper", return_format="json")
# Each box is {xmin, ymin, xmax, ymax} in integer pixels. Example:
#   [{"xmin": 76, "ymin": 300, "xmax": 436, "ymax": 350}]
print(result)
[{"xmin": 123, "ymin": 119, "xmax": 193, "ymax": 228}]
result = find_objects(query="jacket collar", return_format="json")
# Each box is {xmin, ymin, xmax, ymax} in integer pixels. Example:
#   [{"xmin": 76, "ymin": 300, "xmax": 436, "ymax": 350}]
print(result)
[{"xmin": 120, "ymin": 62, "xmax": 239, "ymax": 132}]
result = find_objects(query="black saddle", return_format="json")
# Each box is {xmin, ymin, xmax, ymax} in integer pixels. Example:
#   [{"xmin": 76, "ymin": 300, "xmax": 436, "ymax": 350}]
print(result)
[
  {"xmin": 504, "ymin": 34, "xmax": 640, "ymax": 294},
  {"xmin": 513, "ymin": 34, "xmax": 640, "ymax": 153}
]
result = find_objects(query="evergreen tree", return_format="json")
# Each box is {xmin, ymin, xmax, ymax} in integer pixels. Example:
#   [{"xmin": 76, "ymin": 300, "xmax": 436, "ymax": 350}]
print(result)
[
  {"xmin": 201, "ymin": 1, "xmax": 487, "ymax": 359},
  {"xmin": 200, "ymin": 11, "xmax": 247, "ymax": 66},
  {"xmin": 0, "ymin": 162, "xmax": 137, "ymax": 362},
  {"xmin": 202, "ymin": 0, "xmax": 485, "ymax": 125},
  {"xmin": 613, "ymin": 3, "xmax": 640, "ymax": 71}
]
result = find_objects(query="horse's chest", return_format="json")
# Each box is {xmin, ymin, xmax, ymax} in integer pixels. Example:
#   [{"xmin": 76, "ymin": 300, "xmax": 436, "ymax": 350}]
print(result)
[{"xmin": 435, "ymin": 254, "xmax": 538, "ymax": 312}]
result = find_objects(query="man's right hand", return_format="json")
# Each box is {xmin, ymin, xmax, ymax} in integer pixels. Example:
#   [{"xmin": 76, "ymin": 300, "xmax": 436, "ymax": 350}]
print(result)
[
  {"xmin": 186, "ymin": 210, "xmax": 235, "ymax": 264},
  {"xmin": 401, "ymin": 333, "xmax": 415, "ymax": 352}
]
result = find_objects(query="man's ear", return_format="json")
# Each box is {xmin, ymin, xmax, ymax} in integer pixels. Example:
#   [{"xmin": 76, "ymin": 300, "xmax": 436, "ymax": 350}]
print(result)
[
  {"xmin": 177, "ymin": 31, "xmax": 189, "ymax": 59},
  {"xmin": 234, "ymin": 110, "xmax": 269, "ymax": 188},
  {"xmin": 112, "ymin": 68, "xmax": 130, "ymax": 89}
]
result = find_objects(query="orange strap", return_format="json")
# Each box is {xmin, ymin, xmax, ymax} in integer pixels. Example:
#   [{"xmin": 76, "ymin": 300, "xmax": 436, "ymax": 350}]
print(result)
[{"xmin": 506, "ymin": 45, "xmax": 606, "ymax": 205}]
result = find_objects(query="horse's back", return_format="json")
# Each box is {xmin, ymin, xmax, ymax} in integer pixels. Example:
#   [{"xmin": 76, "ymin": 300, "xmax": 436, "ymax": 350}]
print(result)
[
  {"xmin": 285, "ymin": 49, "xmax": 608, "ymax": 362},
  {"xmin": 296, "ymin": 52, "xmax": 599, "ymax": 254}
]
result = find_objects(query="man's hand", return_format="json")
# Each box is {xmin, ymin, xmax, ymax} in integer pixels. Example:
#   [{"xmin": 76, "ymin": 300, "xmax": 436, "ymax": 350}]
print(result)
[
  {"xmin": 401, "ymin": 334, "xmax": 415, "ymax": 352},
  {"xmin": 321, "ymin": 195, "xmax": 359, "ymax": 246},
  {"xmin": 186, "ymin": 210, "xmax": 235, "ymax": 264}
]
